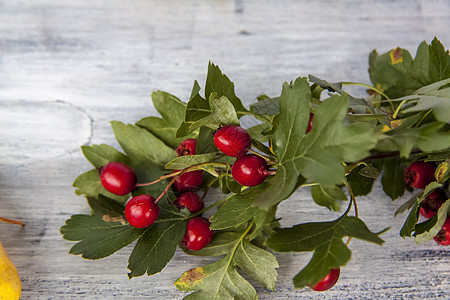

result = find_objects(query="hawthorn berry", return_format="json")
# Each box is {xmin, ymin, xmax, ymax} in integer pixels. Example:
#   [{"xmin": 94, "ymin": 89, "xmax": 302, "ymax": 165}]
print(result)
[
  {"xmin": 232, "ymin": 154, "xmax": 269, "ymax": 186},
  {"xmin": 308, "ymin": 268, "xmax": 340, "ymax": 291},
  {"xmin": 125, "ymin": 194, "xmax": 159, "ymax": 228},
  {"xmin": 420, "ymin": 189, "xmax": 447, "ymax": 219},
  {"xmin": 433, "ymin": 218, "xmax": 450, "ymax": 246},
  {"xmin": 306, "ymin": 113, "xmax": 314, "ymax": 133},
  {"xmin": 214, "ymin": 125, "xmax": 251, "ymax": 157},
  {"xmin": 176, "ymin": 138, "xmax": 197, "ymax": 156},
  {"xmin": 100, "ymin": 161, "xmax": 137, "ymax": 196},
  {"xmin": 404, "ymin": 162, "xmax": 436, "ymax": 189},
  {"xmin": 181, "ymin": 217, "xmax": 214, "ymax": 251},
  {"xmin": 173, "ymin": 170, "xmax": 203, "ymax": 193},
  {"xmin": 175, "ymin": 192, "xmax": 204, "ymax": 213}
]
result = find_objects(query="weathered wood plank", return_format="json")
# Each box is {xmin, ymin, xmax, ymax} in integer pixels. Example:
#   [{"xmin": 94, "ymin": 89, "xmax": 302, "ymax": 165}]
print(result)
[{"xmin": 1, "ymin": 0, "xmax": 449, "ymax": 298}]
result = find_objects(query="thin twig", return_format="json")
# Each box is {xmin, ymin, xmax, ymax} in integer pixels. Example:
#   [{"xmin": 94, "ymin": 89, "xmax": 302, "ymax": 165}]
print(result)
[{"xmin": 0, "ymin": 216, "xmax": 25, "ymax": 226}]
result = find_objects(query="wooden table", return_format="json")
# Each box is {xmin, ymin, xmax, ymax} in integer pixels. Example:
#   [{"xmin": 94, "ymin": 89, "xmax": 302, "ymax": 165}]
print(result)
[{"xmin": 1, "ymin": 0, "xmax": 449, "ymax": 298}]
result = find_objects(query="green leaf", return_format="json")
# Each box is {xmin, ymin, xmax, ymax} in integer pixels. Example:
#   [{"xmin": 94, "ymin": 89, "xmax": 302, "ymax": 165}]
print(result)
[
  {"xmin": 266, "ymin": 215, "xmax": 384, "ymax": 288},
  {"xmin": 205, "ymin": 62, "xmax": 247, "ymax": 114},
  {"xmin": 81, "ymin": 144, "xmax": 129, "ymax": 168},
  {"xmin": 137, "ymin": 91, "xmax": 196, "ymax": 148},
  {"xmin": 87, "ymin": 195, "xmax": 125, "ymax": 218},
  {"xmin": 381, "ymin": 122, "xmax": 450, "ymax": 159},
  {"xmin": 127, "ymin": 218, "xmax": 188, "ymax": 278},
  {"xmin": 165, "ymin": 153, "xmax": 218, "ymax": 170},
  {"xmin": 152, "ymin": 90, "xmax": 186, "ymax": 125},
  {"xmin": 73, "ymin": 169, "xmax": 129, "ymax": 203},
  {"xmin": 254, "ymin": 78, "xmax": 376, "ymax": 209},
  {"xmin": 175, "ymin": 255, "xmax": 257, "ymax": 300},
  {"xmin": 137, "ymin": 117, "xmax": 188, "ymax": 149},
  {"xmin": 397, "ymin": 78, "xmax": 450, "ymax": 123},
  {"xmin": 369, "ymin": 37, "xmax": 450, "ymax": 99},
  {"xmin": 311, "ymin": 184, "xmax": 347, "ymax": 212},
  {"xmin": 414, "ymin": 199, "xmax": 450, "ymax": 243},
  {"xmin": 210, "ymin": 185, "xmax": 267, "ymax": 230},
  {"xmin": 183, "ymin": 231, "xmax": 243, "ymax": 257},
  {"xmin": 131, "ymin": 161, "xmax": 169, "ymax": 201},
  {"xmin": 196, "ymin": 127, "xmax": 217, "ymax": 154},
  {"xmin": 308, "ymin": 75, "xmax": 373, "ymax": 112},
  {"xmin": 190, "ymin": 95, "xmax": 239, "ymax": 132},
  {"xmin": 110, "ymin": 121, "xmax": 175, "ymax": 167},
  {"xmin": 234, "ymin": 240, "xmax": 278, "ymax": 291},
  {"xmin": 250, "ymin": 97, "xmax": 279, "ymax": 115},
  {"xmin": 175, "ymin": 224, "xmax": 277, "ymax": 299},
  {"xmin": 60, "ymin": 214, "xmax": 143, "ymax": 259},
  {"xmin": 395, "ymin": 193, "xmax": 419, "ymax": 216},
  {"xmin": 380, "ymin": 158, "xmax": 406, "ymax": 200},
  {"xmin": 429, "ymin": 37, "xmax": 450, "ymax": 82},
  {"xmin": 346, "ymin": 165, "xmax": 376, "ymax": 197},
  {"xmin": 400, "ymin": 181, "xmax": 443, "ymax": 238},
  {"xmin": 184, "ymin": 81, "xmax": 210, "ymax": 123}
]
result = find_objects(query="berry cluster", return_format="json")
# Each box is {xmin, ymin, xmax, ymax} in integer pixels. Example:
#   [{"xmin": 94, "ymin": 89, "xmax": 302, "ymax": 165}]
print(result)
[
  {"xmin": 98, "ymin": 138, "xmax": 215, "ymax": 251},
  {"xmin": 404, "ymin": 162, "xmax": 449, "ymax": 246},
  {"xmin": 98, "ymin": 124, "xmax": 276, "ymax": 252}
]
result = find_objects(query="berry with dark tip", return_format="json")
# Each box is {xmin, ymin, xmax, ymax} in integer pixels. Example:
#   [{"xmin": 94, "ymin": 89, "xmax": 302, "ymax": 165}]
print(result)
[
  {"xmin": 404, "ymin": 162, "xmax": 436, "ymax": 189},
  {"xmin": 214, "ymin": 125, "xmax": 251, "ymax": 157},
  {"xmin": 100, "ymin": 161, "xmax": 137, "ymax": 196},
  {"xmin": 175, "ymin": 192, "xmax": 204, "ymax": 213},
  {"xmin": 125, "ymin": 194, "xmax": 159, "ymax": 228},
  {"xmin": 433, "ymin": 218, "xmax": 450, "ymax": 246},
  {"xmin": 308, "ymin": 268, "xmax": 340, "ymax": 291},
  {"xmin": 420, "ymin": 189, "xmax": 447, "ymax": 219},
  {"xmin": 181, "ymin": 217, "xmax": 214, "ymax": 251},
  {"xmin": 176, "ymin": 138, "xmax": 197, "ymax": 156},
  {"xmin": 231, "ymin": 154, "xmax": 269, "ymax": 186},
  {"xmin": 173, "ymin": 170, "xmax": 203, "ymax": 193}
]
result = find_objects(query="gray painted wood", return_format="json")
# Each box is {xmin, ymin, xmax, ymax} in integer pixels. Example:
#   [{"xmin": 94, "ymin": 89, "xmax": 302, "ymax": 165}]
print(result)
[{"xmin": 1, "ymin": 0, "xmax": 449, "ymax": 298}]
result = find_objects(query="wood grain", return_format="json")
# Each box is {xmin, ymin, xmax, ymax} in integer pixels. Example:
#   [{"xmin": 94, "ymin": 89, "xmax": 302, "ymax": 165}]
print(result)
[{"xmin": 1, "ymin": 0, "xmax": 449, "ymax": 298}]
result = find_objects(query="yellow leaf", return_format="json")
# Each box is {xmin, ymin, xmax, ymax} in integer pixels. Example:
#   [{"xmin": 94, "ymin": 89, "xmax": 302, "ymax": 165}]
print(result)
[
  {"xmin": 0, "ymin": 240, "xmax": 21, "ymax": 300},
  {"xmin": 390, "ymin": 47, "xmax": 403, "ymax": 65},
  {"xmin": 174, "ymin": 267, "xmax": 205, "ymax": 289},
  {"xmin": 381, "ymin": 119, "xmax": 403, "ymax": 132}
]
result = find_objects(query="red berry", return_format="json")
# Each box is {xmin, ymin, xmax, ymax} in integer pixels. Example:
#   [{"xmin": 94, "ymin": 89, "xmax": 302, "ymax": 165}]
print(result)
[
  {"xmin": 173, "ymin": 170, "xmax": 203, "ymax": 193},
  {"xmin": 231, "ymin": 154, "xmax": 268, "ymax": 186},
  {"xmin": 214, "ymin": 125, "xmax": 251, "ymax": 157},
  {"xmin": 175, "ymin": 192, "xmax": 204, "ymax": 213},
  {"xmin": 404, "ymin": 162, "xmax": 436, "ymax": 189},
  {"xmin": 433, "ymin": 218, "xmax": 450, "ymax": 246},
  {"xmin": 176, "ymin": 138, "xmax": 197, "ymax": 156},
  {"xmin": 125, "ymin": 194, "xmax": 159, "ymax": 228},
  {"xmin": 308, "ymin": 268, "xmax": 340, "ymax": 291},
  {"xmin": 100, "ymin": 162, "xmax": 137, "ymax": 196},
  {"xmin": 306, "ymin": 113, "xmax": 314, "ymax": 133},
  {"xmin": 181, "ymin": 217, "xmax": 214, "ymax": 251},
  {"xmin": 420, "ymin": 189, "xmax": 447, "ymax": 219}
]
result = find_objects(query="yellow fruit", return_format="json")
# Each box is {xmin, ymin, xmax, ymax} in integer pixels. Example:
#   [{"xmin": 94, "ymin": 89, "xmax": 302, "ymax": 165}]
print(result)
[{"xmin": 0, "ymin": 240, "xmax": 21, "ymax": 300}]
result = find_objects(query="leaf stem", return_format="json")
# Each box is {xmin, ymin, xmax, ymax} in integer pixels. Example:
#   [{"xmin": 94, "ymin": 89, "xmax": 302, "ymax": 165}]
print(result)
[
  {"xmin": 0, "ymin": 216, "xmax": 25, "ymax": 226},
  {"xmin": 155, "ymin": 175, "xmax": 179, "ymax": 203},
  {"xmin": 136, "ymin": 162, "xmax": 229, "ymax": 188},
  {"xmin": 343, "ymin": 180, "xmax": 358, "ymax": 246},
  {"xmin": 298, "ymin": 182, "xmax": 319, "ymax": 188},
  {"xmin": 248, "ymin": 149, "xmax": 278, "ymax": 164},
  {"xmin": 414, "ymin": 109, "xmax": 432, "ymax": 127},
  {"xmin": 341, "ymin": 81, "xmax": 390, "ymax": 100},
  {"xmin": 342, "ymin": 81, "xmax": 394, "ymax": 111},
  {"xmin": 392, "ymin": 99, "xmax": 408, "ymax": 119},
  {"xmin": 135, "ymin": 172, "xmax": 181, "ymax": 187}
]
